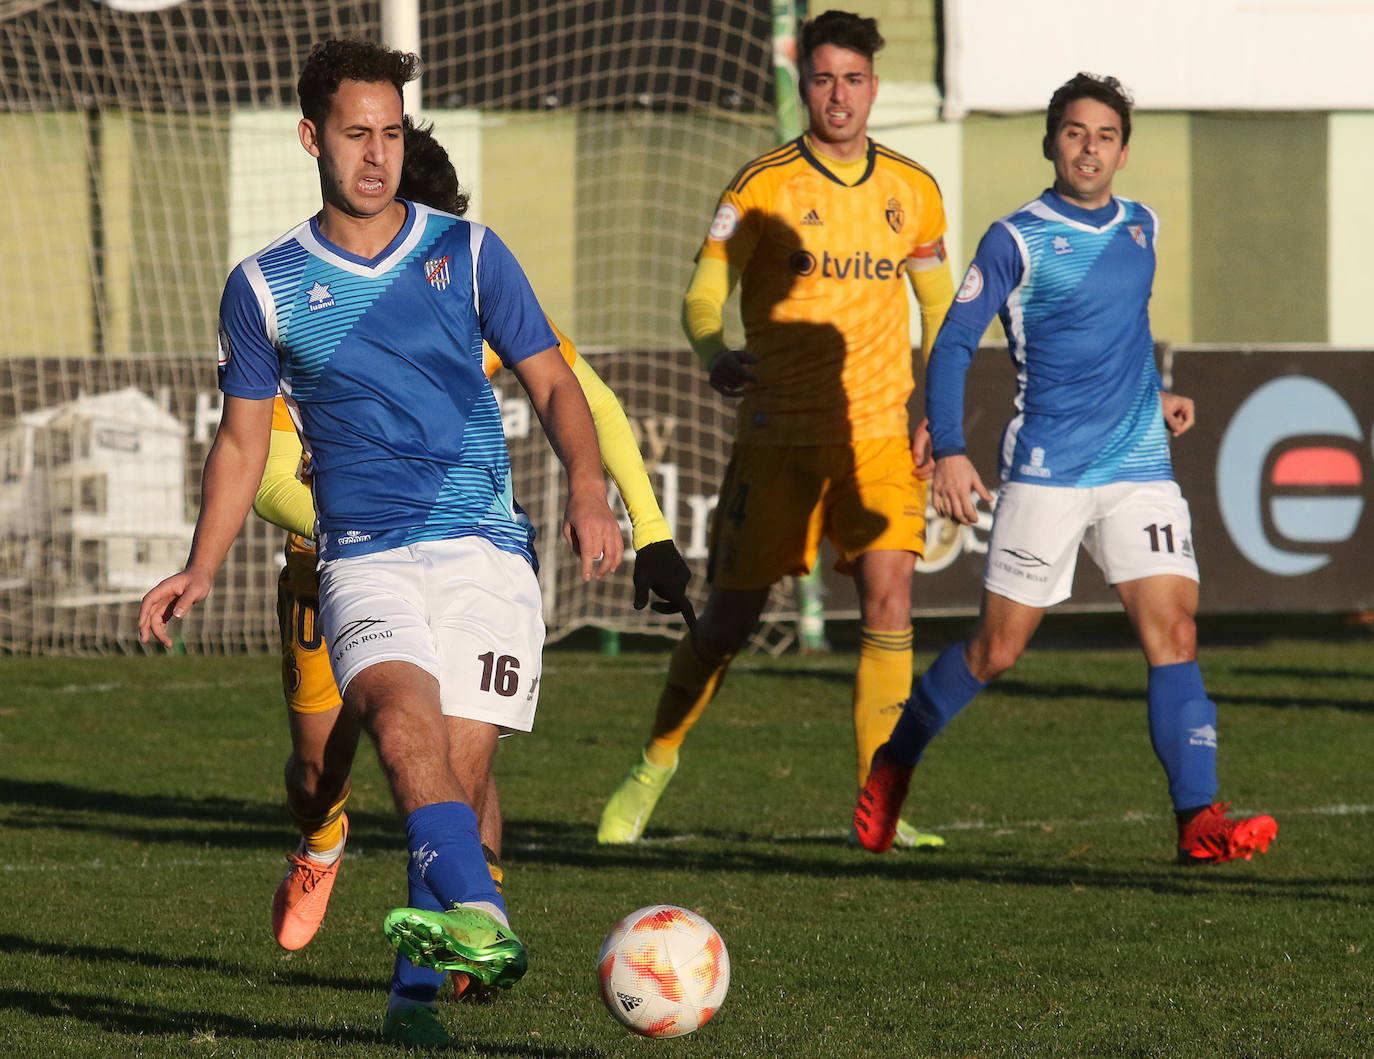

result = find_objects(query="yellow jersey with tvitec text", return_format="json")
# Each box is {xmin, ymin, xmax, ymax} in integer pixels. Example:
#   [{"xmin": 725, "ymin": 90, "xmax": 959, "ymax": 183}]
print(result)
[{"xmin": 699, "ymin": 136, "xmax": 947, "ymax": 446}]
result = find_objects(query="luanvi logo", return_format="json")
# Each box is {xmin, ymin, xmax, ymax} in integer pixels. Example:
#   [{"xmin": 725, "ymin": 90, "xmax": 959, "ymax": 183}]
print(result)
[{"xmin": 1217, "ymin": 376, "xmax": 1367, "ymax": 576}]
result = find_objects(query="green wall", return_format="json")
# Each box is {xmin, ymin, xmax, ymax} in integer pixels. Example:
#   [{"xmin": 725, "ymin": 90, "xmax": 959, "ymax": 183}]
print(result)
[
  {"xmin": 2, "ymin": 113, "xmax": 93, "ymax": 356},
  {"xmin": 1190, "ymin": 114, "xmax": 1327, "ymax": 342}
]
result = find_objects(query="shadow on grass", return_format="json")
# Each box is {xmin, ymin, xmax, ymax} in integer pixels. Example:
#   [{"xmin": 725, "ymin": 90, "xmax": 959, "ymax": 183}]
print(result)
[
  {"xmin": 991, "ymin": 678, "xmax": 1374, "ymax": 713},
  {"xmin": 504, "ymin": 818, "xmax": 1359, "ymax": 903},
  {"xmin": 0, "ymin": 778, "xmax": 404, "ymax": 849},
  {"xmin": 0, "ymin": 986, "xmax": 602, "ymax": 1056},
  {"xmin": 0, "ymin": 933, "xmax": 372, "ymax": 992},
  {"xmin": 705, "ymin": 669, "xmax": 1372, "ymax": 712}
]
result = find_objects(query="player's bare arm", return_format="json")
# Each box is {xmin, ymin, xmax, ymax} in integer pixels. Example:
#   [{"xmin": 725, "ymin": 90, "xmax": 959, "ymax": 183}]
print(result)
[
  {"xmin": 1160, "ymin": 390, "xmax": 1195, "ymax": 436},
  {"xmin": 911, "ymin": 418, "xmax": 935, "ymax": 481},
  {"xmin": 512, "ymin": 346, "xmax": 624, "ymax": 580},
  {"xmin": 139, "ymin": 395, "xmax": 275, "ymax": 646},
  {"xmin": 931, "ymin": 453, "xmax": 992, "ymax": 527}
]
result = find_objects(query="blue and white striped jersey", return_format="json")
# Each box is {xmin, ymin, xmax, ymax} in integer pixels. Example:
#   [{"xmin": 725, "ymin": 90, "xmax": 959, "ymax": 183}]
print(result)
[
  {"xmin": 217, "ymin": 200, "xmax": 556, "ymax": 564},
  {"xmin": 927, "ymin": 190, "xmax": 1171, "ymax": 487}
]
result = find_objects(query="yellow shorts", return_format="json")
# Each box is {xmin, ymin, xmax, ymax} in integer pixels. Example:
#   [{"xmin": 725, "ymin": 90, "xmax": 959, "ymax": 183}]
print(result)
[
  {"xmin": 707, "ymin": 436, "xmax": 927, "ymax": 591},
  {"xmin": 276, "ymin": 536, "xmax": 341, "ymax": 715}
]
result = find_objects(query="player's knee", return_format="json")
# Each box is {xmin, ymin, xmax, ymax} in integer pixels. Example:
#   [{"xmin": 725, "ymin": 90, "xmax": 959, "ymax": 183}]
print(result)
[
  {"xmin": 1146, "ymin": 611, "xmax": 1197, "ymax": 666},
  {"xmin": 967, "ymin": 631, "xmax": 1024, "ymax": 681},
  {"xmin": 859, "ymin": 589, "xmax": 912, "ymax": 630},
  {"xmin": 695, "ymin": 621, "xmax": 748, "ymax": 660},
  {"xmin": 695, "ymin": 598, "xmax": 761, "ymax": 658}
]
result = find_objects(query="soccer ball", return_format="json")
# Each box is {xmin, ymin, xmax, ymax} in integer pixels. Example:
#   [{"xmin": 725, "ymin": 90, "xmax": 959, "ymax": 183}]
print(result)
[{"xmin": 597, "ymin": 904, "xmax": 730, "ymax": 1038}]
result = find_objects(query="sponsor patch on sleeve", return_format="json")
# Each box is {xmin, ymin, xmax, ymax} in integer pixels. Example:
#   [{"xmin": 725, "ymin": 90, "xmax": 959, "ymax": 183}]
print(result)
[{"xmin": 708, "ymin": 203, "xmax": 740, "ymax": 242}]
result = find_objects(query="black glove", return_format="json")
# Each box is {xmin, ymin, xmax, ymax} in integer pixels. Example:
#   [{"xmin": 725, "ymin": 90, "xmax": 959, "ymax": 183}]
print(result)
[{"xmin": 632, "ymin": 540, "xmax": 697, "ymax": 628}]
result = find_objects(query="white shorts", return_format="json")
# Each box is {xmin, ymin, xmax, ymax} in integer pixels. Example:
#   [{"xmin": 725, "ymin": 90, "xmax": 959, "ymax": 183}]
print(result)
[
  {"xmin": 317, "ymin": 537, "xmax": 545, "ymax": 732},
  {"xmin": 984, "ymin": 480, "xmax": 1199, "ymax": 608}
]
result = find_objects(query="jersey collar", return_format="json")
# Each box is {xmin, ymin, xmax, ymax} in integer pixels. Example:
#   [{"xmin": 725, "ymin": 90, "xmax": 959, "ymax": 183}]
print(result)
[
  {"xmin": 1039, "ymin": 189, "xmax": 1124, "ymax": 231},
  {"xmin": 304, "ymin": 200, "xmax": 423, "ymax": 276},
  {"xmin": 798, "ymin": 135, "xmax": 876, "ymax": 187}
]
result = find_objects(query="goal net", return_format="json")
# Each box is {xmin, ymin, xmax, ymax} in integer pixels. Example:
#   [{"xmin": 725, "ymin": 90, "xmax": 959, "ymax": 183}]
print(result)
[{"xmin": 0, "ymin": 0, "xmax": 794, "ymax": 654}]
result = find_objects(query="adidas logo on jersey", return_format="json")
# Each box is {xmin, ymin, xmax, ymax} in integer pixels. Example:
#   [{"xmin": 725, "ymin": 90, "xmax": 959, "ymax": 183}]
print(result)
[{"xmin": 800, "ymin": 208, "xmax": 823, "ymax": 226}]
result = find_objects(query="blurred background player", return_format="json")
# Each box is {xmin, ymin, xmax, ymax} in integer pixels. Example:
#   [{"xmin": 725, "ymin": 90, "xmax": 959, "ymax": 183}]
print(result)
[
  {"xmin": 142, "ymin": 40, "xmax": 626, "ymax": 1048},
  {"xmin": 853, "ymin": 73, "xmax": 1278, "ymax": 866},
  {"xmin": 598, "ymin": 10, "xmax": 954, "ymax": 848},
  {"xmin": 260, "ymin": 117, "xmax": 695, "ymax": 1004}
]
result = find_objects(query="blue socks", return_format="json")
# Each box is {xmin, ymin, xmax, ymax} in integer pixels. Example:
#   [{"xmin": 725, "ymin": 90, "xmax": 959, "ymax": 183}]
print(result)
[
  {"xmin": 389, "ymin": 801, "xmax": 506, "ymax": 1009},
  {"xmin": 1147, "ymin": 661, "xmax": 1218, "ymax": 812},
  {"xmin": 389, "ymin": 865, "xmax": 447, "ymax": 1007},
  {"xmin": 404, "ymin": 801, "xmax": 505, "ymax": 914},
  {"xmin": 886, "ymin": 644, "xmax": 986, "ymax": 767}
]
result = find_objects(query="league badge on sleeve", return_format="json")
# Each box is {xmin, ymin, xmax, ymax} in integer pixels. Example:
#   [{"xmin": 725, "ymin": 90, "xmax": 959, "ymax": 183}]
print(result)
[
  {"xmin": 217, "ymin": 321, "xmax": 232, "ymax": 368},
  {"xmin": 709, "ymin": 203, "xmax": 740, "ymax": 242},
  {"xmin": 956, "ymin": 263, "xmax": 984, "ymax": 303}
]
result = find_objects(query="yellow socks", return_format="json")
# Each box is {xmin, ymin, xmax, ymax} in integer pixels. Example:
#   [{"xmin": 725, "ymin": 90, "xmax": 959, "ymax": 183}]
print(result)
[
  {"xmin": 293, "ymin": 791, "xmax": 349, "ymax": 862},
  {"xmin": 853, "ymin": 625, "xmax": 913, "ymax": 787},
  {"xmin": 646, "ymin": 630, "xmax": 734, "ymax": 764}
]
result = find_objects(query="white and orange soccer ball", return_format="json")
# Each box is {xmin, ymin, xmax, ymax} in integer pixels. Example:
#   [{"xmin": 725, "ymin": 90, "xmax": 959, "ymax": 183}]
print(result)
[{"xmin": 596, "ymin": 904, "xmax": 730, "ymax": 1038}]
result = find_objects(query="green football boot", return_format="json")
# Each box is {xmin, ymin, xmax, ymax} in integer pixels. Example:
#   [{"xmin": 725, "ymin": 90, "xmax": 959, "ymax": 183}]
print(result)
[
  {"xmin": 383, "ymin": 905, "xmax": 527, "ymax": 989},
  {"xmin": 380, "ymin": 1004, "xmax": 451, "ymax": 1048},
  {"xmin": 597, "ymin": 749, "xmax": 678, "ymax": 844},
  {"xmin": 893, "ymin": 818, "xmax": 946, "ymax": 849}
]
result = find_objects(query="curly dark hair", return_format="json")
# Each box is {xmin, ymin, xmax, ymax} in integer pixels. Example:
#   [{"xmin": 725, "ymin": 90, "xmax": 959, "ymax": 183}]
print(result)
[
  {"xmin": 1044, "ymin": 72, "xmax": 1134, "ymax": 151},
  {"xmin": 296, "ymin": 39, "xmax": 418, "ymax": 129},
  {"xmin": 799, "ymin": 9, "xmax": 884, "ymax": 72},
  {"xmin": 398, "ymin": 117, "xmax": 471, "ymax": 217}
]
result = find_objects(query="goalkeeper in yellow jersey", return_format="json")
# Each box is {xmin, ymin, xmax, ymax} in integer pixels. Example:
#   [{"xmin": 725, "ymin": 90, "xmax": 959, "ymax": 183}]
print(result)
[
  {"xmin": 598, "ymin": 9, "xmax": 955, "ymax": 848},
  {"xmin": 261, "ymin": 118, "xmax": 694, "ymax": 969}
]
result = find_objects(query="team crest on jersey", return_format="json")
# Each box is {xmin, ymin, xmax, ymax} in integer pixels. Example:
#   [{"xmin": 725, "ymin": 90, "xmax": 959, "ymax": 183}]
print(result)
[
  {"xmin": 425, "ymin": 256, "xmax": 452, "ymax": 291},
  {"xmin": 1127, "ymin": 224, "xmax": 1147, "ymax": 249},
  {"xmin": 307, "ymin": 281, "xmax": 334, "ymax": 312},
  {"xmin": 885, "ymin": 197, "xmax": 904, "ymax": 234}
]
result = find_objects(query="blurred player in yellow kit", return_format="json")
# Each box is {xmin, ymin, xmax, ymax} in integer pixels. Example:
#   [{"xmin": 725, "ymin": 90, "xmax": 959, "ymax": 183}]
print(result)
[
  {"xmin": 598, "ymin": 10, "xmax": 955, "ymax": 846},
  {"xmin": 261, "ymin": 119, "xmax": 694, "ymax": 972}
]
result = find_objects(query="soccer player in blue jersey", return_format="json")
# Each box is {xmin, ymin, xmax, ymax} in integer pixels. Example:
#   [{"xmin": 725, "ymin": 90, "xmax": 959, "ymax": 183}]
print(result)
[
  {"xmin": 261, "ymin": 117, "xmax": 695, "ymax": 1006},
  {"xmin": 138, "ymin": 39, "xmax": 624, "ymax": 1047},
  {"xmin": 852, "ymin": 73, "xmax": 1278, "ymax": 865}
]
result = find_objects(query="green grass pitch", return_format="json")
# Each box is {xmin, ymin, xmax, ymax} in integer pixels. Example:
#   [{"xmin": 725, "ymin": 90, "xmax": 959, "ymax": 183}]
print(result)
[{"xmin": 0, "ymin": 616, "xmax": 1370, "ymax": 1057}]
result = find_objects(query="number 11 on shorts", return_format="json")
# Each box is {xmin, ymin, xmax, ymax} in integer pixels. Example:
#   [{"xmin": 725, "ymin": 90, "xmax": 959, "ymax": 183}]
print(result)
[{"xmin": 1143, "ymin": 523, "xmax": 1175, "ymax": 553}]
